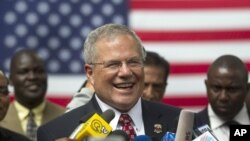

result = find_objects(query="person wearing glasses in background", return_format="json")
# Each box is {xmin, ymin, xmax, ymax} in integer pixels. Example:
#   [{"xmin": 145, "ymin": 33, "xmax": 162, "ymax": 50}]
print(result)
[{"xmin": 37, "ymin": 23, "xmax": 181, "ymax": 141}]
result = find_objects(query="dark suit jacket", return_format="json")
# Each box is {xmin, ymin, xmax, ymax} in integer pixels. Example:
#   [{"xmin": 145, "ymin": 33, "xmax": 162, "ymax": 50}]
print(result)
[
  {"xmin": 194, "ymin": 106, "xmax": 250, "ymax": 128},
  {"xmin": 37, "ymin": 96, "xmax": 181, "ymax": 141},
  {"xmin": 0, "ymin": 127, "xmax": 31, "ymax": 141},
  {"xmin": 0, "ymin": 100, "xmax": 65, "ymax": 135}
]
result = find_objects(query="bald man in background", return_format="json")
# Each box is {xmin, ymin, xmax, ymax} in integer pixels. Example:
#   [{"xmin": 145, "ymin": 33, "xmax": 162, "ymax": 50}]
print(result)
[{"xmin": 194, "ymin": 55, "xmax": 250, "ymax": 141}]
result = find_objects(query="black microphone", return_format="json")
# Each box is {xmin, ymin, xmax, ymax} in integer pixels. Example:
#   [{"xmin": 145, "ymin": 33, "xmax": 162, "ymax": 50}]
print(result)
[
  {"xmin": 108, "ymin": 130, "xmax": 129, "ymax": 141},
  {"xmin": 86, "ymin": 130, "xmax": 129, "ymax": 141},
  {"xmin": 69, "ymin": 109, "xmax": 115, "ymax": 141}
]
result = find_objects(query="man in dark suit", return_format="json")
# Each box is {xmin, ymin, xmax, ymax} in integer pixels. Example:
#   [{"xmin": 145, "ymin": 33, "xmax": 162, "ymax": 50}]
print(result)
[
  {"xmin": 195, "ymin": 55, "xmax": 250, "ymax": 141},
  {"xmin": 0, "ymin": 49, "xmax": 65, "ymax": 141},
  {"xmin": 0, "ymin": 70, "xmax": 31, "ymax": 141},
  {"xmin": 37, "ymin": 24, "xmax": 181, "ymax": 141}
]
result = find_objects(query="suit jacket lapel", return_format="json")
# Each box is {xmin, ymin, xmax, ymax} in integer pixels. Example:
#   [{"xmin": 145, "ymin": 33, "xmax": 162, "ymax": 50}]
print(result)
[
  {"xmin": 142, "ymin": 100, "xmax": 165, "ymax": 139},
  {"xmin": 1, "ymin": 103, "xmax": 24, "ymax": 135},
  {"xmin": 195, "ymin": 107, "xmax": 210, "ymax": 128}
]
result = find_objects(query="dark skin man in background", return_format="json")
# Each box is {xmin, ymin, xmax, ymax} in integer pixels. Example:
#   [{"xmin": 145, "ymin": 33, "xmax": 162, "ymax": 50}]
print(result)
[
  {"xmin": 195, "ymin": 55, "xmax": 250, "ymax": 141},
  {"xmin": 0, "ymin": 49, "xmax": 65, "ymax": 141},
  {"xmin": 0, "ymin": 70, "xmax": 31, "ymax": 141}
]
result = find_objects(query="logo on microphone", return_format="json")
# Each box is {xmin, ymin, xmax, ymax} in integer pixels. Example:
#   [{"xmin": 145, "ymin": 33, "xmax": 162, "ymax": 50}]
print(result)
[{"xmin": 91, "ymin": 119, "xmax": 109, "ymax": 134}]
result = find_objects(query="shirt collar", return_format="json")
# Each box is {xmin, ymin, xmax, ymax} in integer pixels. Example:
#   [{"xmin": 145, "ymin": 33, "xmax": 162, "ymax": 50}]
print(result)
[
  {"xmin": 208, "ymin": 103, "xmax": 250, "ymax": 129},
  {"xmin": 14, "ymin": 100, "xmax": 46, "ymax": 120},
  {"xmin": 233, "ymin": 103, "xmax": 250, "ymax": 125},
  {"xmin": 95, "ymin": 95, "xmax": 143, "ymax": 132}
]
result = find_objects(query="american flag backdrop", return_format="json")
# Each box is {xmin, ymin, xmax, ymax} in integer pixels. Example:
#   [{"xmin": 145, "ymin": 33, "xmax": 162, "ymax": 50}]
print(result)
[{"xmin": 1, "ymin": 0, "xmax": 250, "ymax": 111}]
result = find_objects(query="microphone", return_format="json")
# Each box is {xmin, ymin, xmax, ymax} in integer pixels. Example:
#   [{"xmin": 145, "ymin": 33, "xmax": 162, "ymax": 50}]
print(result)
[
  {"xmin": 69, "ymin": 109, "xmax": 115, "ymax": 141},
  {"xmin": 175, "ymin": 110, "xmax": 194, "ymax": 141},
  {"xmin": 161, "ymin": 132, "xmax": 176, "ymax": 141},
  {"xmin": 192, "ymin": 131, "xmax": 218, "ymax": 141},
  {"xmin": 193, "ymin": 124, "xmax": 212, "ymax": 137},
  {"xmin": 87, "ymin": 130, "xmax": 129, "ymax": 141},
  {"xmin": 108, "ymin": 130, "xmax": 129, "ymax": 141},
  {"xmin": 133, "ymin": 135, "xmax": 152, "ymax": 141},
  {"xmin": 192, "ymin": 124, "xmax": 218, "ymax": 141}
]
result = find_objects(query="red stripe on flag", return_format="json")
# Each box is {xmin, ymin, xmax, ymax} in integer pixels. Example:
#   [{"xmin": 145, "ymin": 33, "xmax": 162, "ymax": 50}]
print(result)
[
  {"xmin": 135, "ymin": 30, "xmax": 250, "ymax": 42},
  {"xmin": 162, "ymin": 96, "xmax": 208, "ymax": 107},
  {"xmin": 131, "ymin": 0, "xmax": 250, "ymax": 9},
  {"xmin": 171, "ymin": 62, "xmax": 250, "ymax": 74}
]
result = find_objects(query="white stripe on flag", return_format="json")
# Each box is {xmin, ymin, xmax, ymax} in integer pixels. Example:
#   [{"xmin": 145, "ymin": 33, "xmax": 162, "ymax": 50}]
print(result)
[{"xmin": 130, "ymin": 9, "xmax": 250, "ymax": 31}]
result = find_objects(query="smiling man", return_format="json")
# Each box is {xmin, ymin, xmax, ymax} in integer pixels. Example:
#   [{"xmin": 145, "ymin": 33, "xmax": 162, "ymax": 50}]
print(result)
[
  {"xmin": 1, "ymin": 49, "xmax": 65, "ymax": 141},
  {"xmin": 194, "ymin": 54, "xmax": 250, "ymax": 141},
  {"xmin": 37, "ymin": 24, "xmax": 181, "ymax": 141}
]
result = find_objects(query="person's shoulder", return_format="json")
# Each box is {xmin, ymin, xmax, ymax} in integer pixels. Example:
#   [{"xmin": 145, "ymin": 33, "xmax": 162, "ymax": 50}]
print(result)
[
  {"xmin": 193, "ymin": 107, "xmax": 209, "ymax": 128},
  {"xmin": 0, "ymin": 127, "xmax": 31, "ymax": 141},
  {"xmin": 142, "ymin": 100, "xmax": 181, "ymax": 113},
  {"xmin": 38, "ymin": 103, "xmax": 95, "ymax": 140},
  {"xmin": 45, "ymin": 101, "xmax": 66, "ymax": 112},
  {"xmin": 195, "ymin": 107, "xmax": 207, "ymax": 116}
]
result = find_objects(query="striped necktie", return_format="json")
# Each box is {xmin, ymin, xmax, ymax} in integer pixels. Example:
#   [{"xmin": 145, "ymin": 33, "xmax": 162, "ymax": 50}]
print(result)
[{"xmin": 26, "ymin": 111, "xmax": 37, "ymax": 141}]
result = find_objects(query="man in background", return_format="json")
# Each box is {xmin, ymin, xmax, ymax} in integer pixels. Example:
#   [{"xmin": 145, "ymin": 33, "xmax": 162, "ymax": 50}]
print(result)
[
  {"xmin": 0, "ymin": 70, "xmax": 31, "ymax": 141},
  {"xmin": 0, "ymin": 49, "xmax": 65, "ymax": 141},
  {"xmin": 65, "ymin": 51, "xmax": 169, "ymax": 112},
  {"xmin": 143, "ymin": 51, "xmax": 169, "ymax": 102},
  {"xmin": 195, "ymin": 55, "xmax": 250, "ymax": 141},
  {"xmin": 65, "ymin": 79, "xmax": 94, "ymax": 112}
]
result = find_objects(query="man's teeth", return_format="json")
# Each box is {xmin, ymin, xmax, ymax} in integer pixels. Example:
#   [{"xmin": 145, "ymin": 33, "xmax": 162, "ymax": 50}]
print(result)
[{"xmin": 116, "ymin": 83, "xmax": 133, "ymax": 88}]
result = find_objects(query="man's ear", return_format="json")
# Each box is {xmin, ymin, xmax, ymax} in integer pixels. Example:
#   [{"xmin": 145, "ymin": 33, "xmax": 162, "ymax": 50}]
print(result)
[{"xmin": 84, "ymin": 64, "xmax": 94, "ymax": 85}]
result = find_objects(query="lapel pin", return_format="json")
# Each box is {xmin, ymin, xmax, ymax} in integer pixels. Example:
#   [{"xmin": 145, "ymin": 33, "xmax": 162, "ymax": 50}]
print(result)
[{"xmin": 154, "ymin": 124, "xmax": 162, "ymax": 133}]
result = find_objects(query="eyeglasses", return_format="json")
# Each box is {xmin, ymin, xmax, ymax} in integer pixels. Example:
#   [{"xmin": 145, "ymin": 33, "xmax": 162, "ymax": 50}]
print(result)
[{"xmin": 90, "ymin": 57, "xmax": 144, "ymax": 71}]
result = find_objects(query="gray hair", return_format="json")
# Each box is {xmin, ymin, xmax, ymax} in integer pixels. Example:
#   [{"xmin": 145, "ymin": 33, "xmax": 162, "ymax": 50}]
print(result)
[{"xmin": 83, "ymin": 23, "xmax": 146, "ymax": 64}]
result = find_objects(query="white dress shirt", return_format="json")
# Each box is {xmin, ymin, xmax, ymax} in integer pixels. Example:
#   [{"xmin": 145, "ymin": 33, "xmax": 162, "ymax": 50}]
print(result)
[
  {"xmin": 95, "ymin": 95, "xmax": 145, "ymax": 135},
  {"xmin": 208, "ymin": 103, "xmax": 250, "ymax": 141}
]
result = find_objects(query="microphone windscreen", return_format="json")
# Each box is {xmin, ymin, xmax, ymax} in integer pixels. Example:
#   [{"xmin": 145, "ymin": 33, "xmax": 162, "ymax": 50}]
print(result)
[
  {"xmin": 162, "ymin": 132, "xmax": 176, "ymax": 141},
  {"xmin": 108, "ymin": 130, "xmax": 129, "ymax": 141},
  {"xmin": 175, "ymin": 110, "xmax": 194, "ymax": 141},
  {"xmin": 101, "ymin": 109, "xmax": 115, "ymax": 123},
  {"xmin": 133, "ymin": 135, "xmax": 152, "ymax": 141}
]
